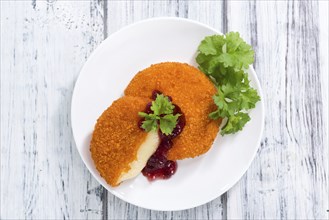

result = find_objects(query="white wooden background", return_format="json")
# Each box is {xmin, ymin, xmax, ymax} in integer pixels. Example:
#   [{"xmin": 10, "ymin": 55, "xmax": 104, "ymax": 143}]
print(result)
[{"xmin": 1, "ymin": 1, "xmax": 328, "ymax": 219}]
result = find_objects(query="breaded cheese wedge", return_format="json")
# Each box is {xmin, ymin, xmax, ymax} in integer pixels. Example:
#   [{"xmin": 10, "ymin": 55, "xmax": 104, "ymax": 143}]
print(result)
[
  {"xmin": 90, "ymin": 96, "xmax": 160, "ymax": 187},
  {"xmin": 124, "ymin": 62, "xmax": 221, "ymax": 160}
]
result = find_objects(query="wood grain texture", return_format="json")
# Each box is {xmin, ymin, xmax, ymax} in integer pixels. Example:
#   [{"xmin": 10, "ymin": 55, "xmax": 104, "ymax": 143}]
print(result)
[
  {"xmin": 0, "ymin": 0, "xmax": 328, "ymax": 220},
  {"xmin": 226, "ymin": 1, "xmax": 328, "ymax": 219},
  {"xmin": 1, "ymin": 1, "xmax": 106, "ymax": 219}
]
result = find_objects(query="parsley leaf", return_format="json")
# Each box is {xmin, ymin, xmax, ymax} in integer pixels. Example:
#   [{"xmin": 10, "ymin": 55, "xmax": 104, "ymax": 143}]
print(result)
[
  {"xmin": 196, "ymin": 32, "xmax": 254, "ymax": 74},
  {"xmin": 140, "ymin": 117, "xmax": 158, "ymax": 132},
  {"xmin": 150, "ymin": 94, "xmax": 174, "ymax": 115},
  {"xmin": 159, "ymin": 114, "xmax": 181, "ymax": 135},
  {"xmin": 138, "ymin": 112, "xmax": 158, "ymax": 132},
  {"xmin": 221, "ymin": 112, "xmax": 250, "ymax": 135},
  {"xmin": 221, "ymin": 32, "xmax": 254, "ymax": 71},
  {"xmin": 138, "ymin": 94, "xmax": 180, "ymax": 135},
  {"xmin": 196, "ymin": 32, "xmax": 260, "ymax": 135},
  {"xmin": 198, "ymin": 35, "xmax": 225, "ymax": 55}
]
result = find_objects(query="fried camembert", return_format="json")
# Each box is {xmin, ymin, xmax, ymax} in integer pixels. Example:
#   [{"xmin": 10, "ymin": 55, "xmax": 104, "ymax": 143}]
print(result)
[
  {"xmin": 125, "ymin": 62, "xmax": 220, "ymax": 160},
  {"xmin": 91, "ymin": 96, "xmax": 160, "ymax": 186},
  {"xmin": 91, "ymin": 62, "xmax": 220, "ymax": 186}
]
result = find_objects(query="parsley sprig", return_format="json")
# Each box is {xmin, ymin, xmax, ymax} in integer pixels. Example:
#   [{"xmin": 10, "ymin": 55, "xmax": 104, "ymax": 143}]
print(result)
[
  {"xmin": 196, "ymin": 32, "xmax": 260, "ymax": 135},
  {"xmin": 138, "ymin": 94, "xmax": 181, "ymax": 135}
]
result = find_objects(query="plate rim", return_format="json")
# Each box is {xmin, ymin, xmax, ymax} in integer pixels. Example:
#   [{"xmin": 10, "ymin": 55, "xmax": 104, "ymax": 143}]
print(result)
[{"xmin": 71, "ymin": 17, "xmax": 265, "ymax": 211}]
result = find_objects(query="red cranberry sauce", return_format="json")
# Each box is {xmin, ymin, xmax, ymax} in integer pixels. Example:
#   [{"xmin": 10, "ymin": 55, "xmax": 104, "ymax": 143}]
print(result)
[{"xmin": 139, "ymin": 90, "xmax": 185, "ymax": 181}]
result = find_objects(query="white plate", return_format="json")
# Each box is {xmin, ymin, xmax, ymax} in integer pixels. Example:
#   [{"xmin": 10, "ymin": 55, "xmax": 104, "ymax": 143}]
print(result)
[{"xmin": 71, "ymin": 17, "xmax": 264, "ymax": 211}]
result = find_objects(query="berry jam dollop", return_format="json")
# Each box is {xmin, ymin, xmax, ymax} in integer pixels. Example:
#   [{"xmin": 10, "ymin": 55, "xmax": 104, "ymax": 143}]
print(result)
[{"xmin": 139, "ymin": 90, "xmax": 185, "ymax": 181}]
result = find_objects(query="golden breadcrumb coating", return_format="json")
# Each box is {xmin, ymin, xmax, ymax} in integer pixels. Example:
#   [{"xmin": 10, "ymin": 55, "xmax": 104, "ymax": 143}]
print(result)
[
  {"xmin": 125, "ymin": 62, "xmax": 221, "ymax": 160},
  {"xmin": 90, "ymin": 96, "xmax": 150, "ymax": 186}
]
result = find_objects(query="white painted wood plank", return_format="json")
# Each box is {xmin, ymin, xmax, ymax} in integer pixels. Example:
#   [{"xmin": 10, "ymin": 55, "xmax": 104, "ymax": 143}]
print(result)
[
  {"xmin": 0, "ymin": 1, "xmax": 105, "ymax": 219},
  {"xmin": 319, "ymin": 3, "xmax": 329, "ymax": 175},
  {"xmin": 226, "ymin": 1, "xmax": 328, "ymax": 219},
  {"xmin": 105, "ymin": 1, "xmax": 226, "ymax": 219},
  {"xmin": 1, "ymin": 1, "xmax": 327, "ymax": 219}
]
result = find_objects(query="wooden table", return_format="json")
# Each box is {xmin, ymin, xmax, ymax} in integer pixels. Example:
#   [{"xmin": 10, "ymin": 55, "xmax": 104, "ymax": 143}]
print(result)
[{"xmin": 1, "ymin": 1, "xmax": 328, "ymax": 219}]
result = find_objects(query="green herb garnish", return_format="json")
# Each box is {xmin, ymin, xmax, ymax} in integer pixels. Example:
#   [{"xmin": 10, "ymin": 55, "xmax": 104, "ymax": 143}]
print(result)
[
  {"xmin": 196, "ymin": 32, "xmax": 260, "ymax": 135},
  {"xmin": 138, "ymin": 94, "xmax": 181, "ymax": 135}
]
